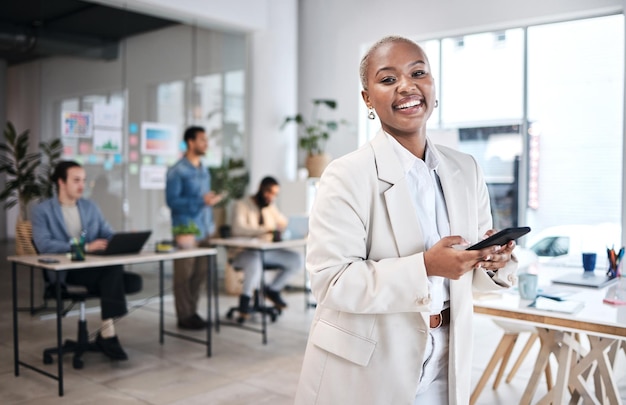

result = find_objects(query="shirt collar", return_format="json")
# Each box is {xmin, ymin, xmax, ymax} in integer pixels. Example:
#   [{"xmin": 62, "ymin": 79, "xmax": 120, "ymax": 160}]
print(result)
[
  {"xmin": 182, "ymin": 156, "xmax": 203, "ymax": 169},
  {"xmin": 384, "ymin": 132, "xmax": 441, "ymax": 174}
]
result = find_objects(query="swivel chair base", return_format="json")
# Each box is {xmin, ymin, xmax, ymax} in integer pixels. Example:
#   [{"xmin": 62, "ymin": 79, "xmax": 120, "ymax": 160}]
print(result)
[
  {"xmin": 43, "ymin": 318, "xmax": 100, "ymax": 369},
  {"xmin": 226, "ymin": 290, "xmax": 282, "ymax": 324}
]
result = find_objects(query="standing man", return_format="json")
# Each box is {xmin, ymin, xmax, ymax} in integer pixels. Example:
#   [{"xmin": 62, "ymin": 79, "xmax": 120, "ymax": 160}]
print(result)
[
  {"xmin": 166, "ymin": 126, "xmax": 223, "ymax": 330},
  {"xmin": 32, "ymin": 160, "xmax": 131, "ymax": 361}
]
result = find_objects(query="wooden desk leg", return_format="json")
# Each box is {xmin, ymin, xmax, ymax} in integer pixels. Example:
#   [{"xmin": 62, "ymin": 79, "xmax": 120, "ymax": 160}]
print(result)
[
  {"xmin": 533, "ymin": 331, "xmax": 576, "ymax": 405},
  {"xmin": 520, "ymin": 328, "xmax": 562, "ymax": 405},
  {"xmin": 507, "ymin": 333, "xmax": 537, "ymax": 384},
  {"xmin": 469, "ymin": 333, "xmax": 517, "ymax": 405},
  {"xmin": 569, "ymin": 336, "xmax": 622, "ymax": 405}
]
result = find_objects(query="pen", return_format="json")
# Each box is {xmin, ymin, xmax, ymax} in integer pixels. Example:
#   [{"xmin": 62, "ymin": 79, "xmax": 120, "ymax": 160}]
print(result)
[{"xmin": 536, "ymin": 293, "xmax": 565, "ymax": 302}]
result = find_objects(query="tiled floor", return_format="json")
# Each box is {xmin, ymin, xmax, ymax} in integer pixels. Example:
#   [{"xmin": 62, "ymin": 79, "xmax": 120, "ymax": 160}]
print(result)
[{"xmin": 1, "ymin": 241, "xmax": 625, "ymax": 404}]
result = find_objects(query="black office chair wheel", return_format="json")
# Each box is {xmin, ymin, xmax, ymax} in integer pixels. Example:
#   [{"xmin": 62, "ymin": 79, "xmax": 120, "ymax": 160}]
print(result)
[
  {"xmin": 72, "ymin": 356, "xmax": 84, "ymax": 369},
  {"xmin": 43, "ymin": 352, "xmax": 53, "ymax": 365}
]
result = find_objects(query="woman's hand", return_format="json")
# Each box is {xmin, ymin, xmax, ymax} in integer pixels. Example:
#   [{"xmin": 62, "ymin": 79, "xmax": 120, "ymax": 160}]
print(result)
[
  {"xmin": 475, "ymin": 229, "xmax": 515, "ymax": 272},
  {"xmin": 423, "ymin": 234, "xmax": 514, "ymax": 279}
]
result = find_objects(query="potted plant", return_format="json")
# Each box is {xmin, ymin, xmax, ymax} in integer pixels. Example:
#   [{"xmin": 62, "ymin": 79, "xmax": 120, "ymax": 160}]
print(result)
[
  {"xmin": 208, "ymin": 158, "xmax": 250, "ymax": 208},
  {"xmin": 281, "ymin": 99, "xmax": 347, "ymax": 177},
  {"xmin": 172, "ymin": 221, "xmax": 201, "ymax": 249},
  {"xmin": 209, "ymin": 158, "xmax": 249, "ymax": 236},
  {"xmin": 0, "ymin": 121, "xmax": 63, "ymax": 254}
]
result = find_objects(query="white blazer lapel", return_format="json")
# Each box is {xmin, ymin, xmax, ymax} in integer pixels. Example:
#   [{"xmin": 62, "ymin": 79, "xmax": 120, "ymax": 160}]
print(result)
[{"xmin": 371, "ymin": 132, "xmax": 425, "ymax": 257}]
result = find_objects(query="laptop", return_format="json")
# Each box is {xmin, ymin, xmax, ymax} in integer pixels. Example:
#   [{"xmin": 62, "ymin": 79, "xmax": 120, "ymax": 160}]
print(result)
[
  {"xmin": 285, "ymin": 215, "xmax": 309, "ymax": 240},
  {"xmin": 551, "ymin": 271, "xmax": 618, "ymax": 289},
  {"xmin": 89, "ymin": 231, "xmax": 152, "ymax": 255}
]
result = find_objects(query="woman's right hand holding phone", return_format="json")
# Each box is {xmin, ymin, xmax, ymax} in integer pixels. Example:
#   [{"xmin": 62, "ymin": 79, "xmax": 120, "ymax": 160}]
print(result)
[{"xmin": 424, "ymin": 234, "xmax": 513, "ymax": 279}]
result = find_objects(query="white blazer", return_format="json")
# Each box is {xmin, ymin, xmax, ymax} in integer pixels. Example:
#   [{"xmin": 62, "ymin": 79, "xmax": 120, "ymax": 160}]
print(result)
[{"xmin": 295, "ymin": 131, "xmax": 517, "ymax": 405}]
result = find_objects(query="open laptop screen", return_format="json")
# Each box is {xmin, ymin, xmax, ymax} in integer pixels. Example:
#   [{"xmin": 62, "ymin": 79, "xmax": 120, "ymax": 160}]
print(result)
[{"xmin": 89, "ymin": 231, "xmax": 152, "ymax": 255}]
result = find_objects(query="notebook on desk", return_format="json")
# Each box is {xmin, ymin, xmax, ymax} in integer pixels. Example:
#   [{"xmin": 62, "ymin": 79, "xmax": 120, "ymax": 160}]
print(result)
[
  {"xmin": 89, "ymin": 231, "xmax": 152, "ymax": 255},
  {"xmin": 551, "ymin": 271, "xmax": 618, "ymax": 289}
]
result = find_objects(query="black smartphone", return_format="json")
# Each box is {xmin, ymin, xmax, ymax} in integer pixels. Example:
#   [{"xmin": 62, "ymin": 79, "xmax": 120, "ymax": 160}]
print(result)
[
  {"xmin": 466, "ymin": 227, "xmax": 531, "ymax": 251},
  {"xmin": 38, "ymin": 257, "xmax": 60, "ymax": 264}
]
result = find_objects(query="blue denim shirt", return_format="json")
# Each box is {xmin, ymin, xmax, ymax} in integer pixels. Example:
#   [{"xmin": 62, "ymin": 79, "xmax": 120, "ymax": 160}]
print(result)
[{"xmin": 165, "ymin": 157, "xmax": 213, "ymax": 239}]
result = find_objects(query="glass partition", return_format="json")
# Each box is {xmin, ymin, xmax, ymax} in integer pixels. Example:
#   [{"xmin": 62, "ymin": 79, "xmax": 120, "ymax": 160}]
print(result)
[{"xmin": 47, "ymin": 24, "xmax": 248, "ymax": 241}]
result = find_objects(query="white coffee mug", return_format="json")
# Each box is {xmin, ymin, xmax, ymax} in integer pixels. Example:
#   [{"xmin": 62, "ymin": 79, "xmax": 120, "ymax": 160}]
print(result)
[{"xmin": 518, "ymin": 273, "xmax": 538, "ymax": 300}]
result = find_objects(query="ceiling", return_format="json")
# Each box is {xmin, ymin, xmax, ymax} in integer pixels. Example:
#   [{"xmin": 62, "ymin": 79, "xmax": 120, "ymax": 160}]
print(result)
[{"xmin": 0, "ymin": 0, "xmax": 178, "ymax": 66}]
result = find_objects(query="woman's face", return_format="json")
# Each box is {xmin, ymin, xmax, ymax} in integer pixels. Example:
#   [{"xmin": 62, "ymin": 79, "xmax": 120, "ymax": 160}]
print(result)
[{"xmin": 361, "ymin": 40, "xmax": 436, "ymax": 137}]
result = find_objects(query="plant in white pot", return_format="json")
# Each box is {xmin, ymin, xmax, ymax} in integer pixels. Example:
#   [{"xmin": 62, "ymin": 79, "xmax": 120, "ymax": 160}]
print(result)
[
  {"xmin": 0, "ymin": 121, "xmax": 63, "ymax": 254},
  {"xmin": 172, "ymin": 221, "xmax": 201, "ymax": 249},
  {"xmin": 281, "ymin": 99, "xmax": 347, "ymax": 178}
]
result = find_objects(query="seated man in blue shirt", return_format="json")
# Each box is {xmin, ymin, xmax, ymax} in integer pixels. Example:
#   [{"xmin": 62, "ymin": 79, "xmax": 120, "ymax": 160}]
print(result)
[{"xmin": 32, "ymin": 161, "xmax": 129, "ymax": 361}]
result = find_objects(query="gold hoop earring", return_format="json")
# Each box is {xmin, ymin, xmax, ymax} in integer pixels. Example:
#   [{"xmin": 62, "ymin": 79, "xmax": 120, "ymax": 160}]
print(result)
[{"xmin": 368, "ymin": 107, "xmax": 376, "ymax": 120}]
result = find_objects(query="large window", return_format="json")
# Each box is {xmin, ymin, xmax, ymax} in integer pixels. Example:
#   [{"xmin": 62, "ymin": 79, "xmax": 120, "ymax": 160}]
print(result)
[
  {"xmin": 526, "ymin": 15, "xmax": 624, "ymax": 234},
  {"xmin": 440, "ymin": 29, "xmax": 524, "ymax": 127}
]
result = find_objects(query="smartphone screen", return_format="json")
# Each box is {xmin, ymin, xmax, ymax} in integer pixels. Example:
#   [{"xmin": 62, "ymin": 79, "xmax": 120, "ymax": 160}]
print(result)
[{"xmin": 466, "ymin": 227, "xmax": 531, "ymax": 251}]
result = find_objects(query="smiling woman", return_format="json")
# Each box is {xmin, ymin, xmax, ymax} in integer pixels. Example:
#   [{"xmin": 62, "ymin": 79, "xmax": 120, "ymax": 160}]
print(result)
[{"xmin": 295, "ymin": 35, "xmax": 519, "ymax": 405}]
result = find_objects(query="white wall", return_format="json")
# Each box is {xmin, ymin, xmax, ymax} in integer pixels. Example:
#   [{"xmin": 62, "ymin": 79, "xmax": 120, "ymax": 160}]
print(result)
[{"xmin": 248, "ymin": 0, "xmax": 298, "ymax": 187}]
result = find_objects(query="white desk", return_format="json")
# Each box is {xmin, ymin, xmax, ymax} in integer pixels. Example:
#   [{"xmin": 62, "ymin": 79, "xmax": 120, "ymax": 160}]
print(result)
[
  {"xmin": 210, "ymin": 237, "xmax": 307, "ymax": 343},
  {"xmin": 474, "ymin": 266, "xmax": 626, "ymax": 404},
  {"xmin": 9, "ymin": 248, "xmax": 218, "ymax": 397}
]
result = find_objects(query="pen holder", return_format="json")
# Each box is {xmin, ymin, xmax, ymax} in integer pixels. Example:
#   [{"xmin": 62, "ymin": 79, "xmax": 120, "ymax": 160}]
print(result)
[{"xmin": 607, "ymin": 246, "xmax": 624, "ymax": 278}]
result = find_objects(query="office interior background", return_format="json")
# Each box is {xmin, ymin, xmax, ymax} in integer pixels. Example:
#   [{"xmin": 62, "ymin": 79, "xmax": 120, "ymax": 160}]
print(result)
[
  {"xmin": 1, "ymin": 0, "xmax": 625, "ymax": 248},
  {"xmin": 1, "ymin": 1, "xmax": 626, "ymax": 404}
]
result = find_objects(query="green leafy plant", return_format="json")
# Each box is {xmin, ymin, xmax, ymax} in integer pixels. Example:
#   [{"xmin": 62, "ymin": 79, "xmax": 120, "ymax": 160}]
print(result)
[
  {"xmin": 209, "ymin": 158, "xmax": 250, "ymax": 207},
  {"xmin": 172, "ymin": 221, "xmax": 201, "ymax": 236},
  {"xmin": 281, "ymin": 99, "xmax": 347, "ymax": 156},
  {"xmin": 0, "ymin": 122, "xmax": 62, "ymax": 220},
  {"xmin": 38, "ymin": 138, "xmax": 63, "ymax": 200}
]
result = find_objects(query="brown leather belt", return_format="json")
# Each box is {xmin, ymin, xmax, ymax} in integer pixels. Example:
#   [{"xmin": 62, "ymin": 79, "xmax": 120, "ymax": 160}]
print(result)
[{"xmin": 429, "ymin": 307, "xmax": 451, "ymax": 329}]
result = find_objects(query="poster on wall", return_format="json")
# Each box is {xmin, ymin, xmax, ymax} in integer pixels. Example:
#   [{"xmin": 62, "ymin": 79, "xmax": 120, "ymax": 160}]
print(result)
[
  {"xmin": 62, "ymin": 111, "xmax": 93, "ymax": 137},
  {"xmin": 140, "ymin": 164, "xmax": 167, "ymax": 189},
  {"xmin": 93, "ymin": 129, "xmax": 122, "ymax": 153},
  {"xmin": 93, "ymin": 104, "xmax": 123, "ymax": 128},
  {"xmin": 141, "ymin": 122, "xmax": 178, "ymax": 156}
]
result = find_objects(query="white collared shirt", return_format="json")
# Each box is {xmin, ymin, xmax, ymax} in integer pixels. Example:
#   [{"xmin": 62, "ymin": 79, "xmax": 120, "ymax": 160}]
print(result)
[{"xmin": 385, "ymin": 132, "xmax": 450, "ymax": 314}]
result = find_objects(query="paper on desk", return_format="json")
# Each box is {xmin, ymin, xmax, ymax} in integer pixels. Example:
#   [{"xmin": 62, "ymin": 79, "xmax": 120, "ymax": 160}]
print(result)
[{"xmin": 529, "ymin": 297, "xmax": 585, "ymax": 314}]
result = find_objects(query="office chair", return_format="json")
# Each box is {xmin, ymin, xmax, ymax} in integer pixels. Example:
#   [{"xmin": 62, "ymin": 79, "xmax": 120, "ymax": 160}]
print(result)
[
  {"xmin": 41, "ymin": 270, "xmax": 142, "ymax": 369},
  {"xmin": 470, "ymin": 320, "xmax": 553, "ymax": 405},
  {"xmin": 225, "ymin": 264, "xmax": 285, "ymax": 324}
]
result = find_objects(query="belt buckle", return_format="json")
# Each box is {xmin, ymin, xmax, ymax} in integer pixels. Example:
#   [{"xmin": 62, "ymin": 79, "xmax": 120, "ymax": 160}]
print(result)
[{"xmin": 431, "ymin": 313, "xmax": 443, "ymax": 329}]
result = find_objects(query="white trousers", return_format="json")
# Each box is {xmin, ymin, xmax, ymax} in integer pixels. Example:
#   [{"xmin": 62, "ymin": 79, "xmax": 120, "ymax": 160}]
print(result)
[
  {"xmin": 231, "ymin": 249, "xmax": 302, "ymax": 296},
  {"xmin": 414, "ymin": 324, "xmax": 450, "ymax": 405}
]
